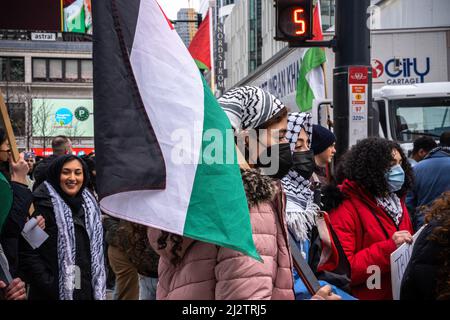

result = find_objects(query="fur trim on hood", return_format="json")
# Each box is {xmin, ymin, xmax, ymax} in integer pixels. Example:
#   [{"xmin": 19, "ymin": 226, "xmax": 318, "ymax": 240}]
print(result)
[{"xmin": 241, "ymin": 168, "xmax": 277, "ymax": 208}]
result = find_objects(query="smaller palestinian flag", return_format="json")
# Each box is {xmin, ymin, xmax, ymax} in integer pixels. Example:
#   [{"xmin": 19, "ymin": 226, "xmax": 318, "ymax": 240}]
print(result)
[{"xmin": 188, "ymin": 12, "xmax": 211, "ymax": 70}]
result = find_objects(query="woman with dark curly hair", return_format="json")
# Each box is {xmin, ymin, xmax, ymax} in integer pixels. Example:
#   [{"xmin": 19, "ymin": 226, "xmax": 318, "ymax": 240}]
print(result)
[
  {"xmin": 329, "ymin": 137, "xmax": 414, "ymax": 300},
  {"xmin": 401, "ymin": 191, "xmax": 450, "ymax": 300}
]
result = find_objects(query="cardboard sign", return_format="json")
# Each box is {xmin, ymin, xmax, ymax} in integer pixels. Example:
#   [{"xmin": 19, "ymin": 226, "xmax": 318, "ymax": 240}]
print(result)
[{"xmin": 390, "ymin": 225, "xmax": 425, "ymax": 300}]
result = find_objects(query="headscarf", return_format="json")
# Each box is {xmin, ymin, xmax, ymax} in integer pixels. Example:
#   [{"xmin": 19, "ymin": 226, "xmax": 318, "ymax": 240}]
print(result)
[
  {"xmin": 218, "ymin": 86, "xmax": 285, "ymax": 131},
  {"xmin": 46, "ymin": 155, "xmax": 90, "ymax": 214},
  {"xmin": 281, "ymin": 112, "xmax": 319, "ymax": 243}
]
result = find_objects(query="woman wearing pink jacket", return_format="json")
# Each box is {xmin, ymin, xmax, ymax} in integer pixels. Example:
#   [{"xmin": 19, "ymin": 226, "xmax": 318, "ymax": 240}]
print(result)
[{"xmin": 147, "ymin": 86, "xmax": 339, "ymax": 300}]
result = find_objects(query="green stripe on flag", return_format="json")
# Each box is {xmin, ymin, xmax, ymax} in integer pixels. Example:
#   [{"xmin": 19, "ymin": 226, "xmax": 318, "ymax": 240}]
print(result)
[
  {"xmin": 183, "ymin": 76, "xmax": 261, "ymax": 261},
  {"xmin": 296, "ymin": 48, "xmax": 327, "ymax": 112},
  {"xmin": 194, "ymin": 59, "xmax": 209, "ymax": 71}
]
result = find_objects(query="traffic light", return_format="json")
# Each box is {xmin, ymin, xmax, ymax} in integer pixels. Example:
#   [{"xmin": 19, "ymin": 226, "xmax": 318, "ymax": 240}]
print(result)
[
  {"xmin": 275, "ymin": 0, "xmax": 313, "ymax": 42},
  {"xmin": 197, "ymin": 13, "xmax": 203, "ymax": 28}
]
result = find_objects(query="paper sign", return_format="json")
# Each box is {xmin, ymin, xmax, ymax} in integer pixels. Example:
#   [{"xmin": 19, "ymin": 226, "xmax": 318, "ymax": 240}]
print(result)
[
  {"xmin": 390, "ymin": 225, "xmax": 425, "ymax": 300},
  {"xmin": 21, "ymin": 218, "xmax": 49, "ymax": 250}
]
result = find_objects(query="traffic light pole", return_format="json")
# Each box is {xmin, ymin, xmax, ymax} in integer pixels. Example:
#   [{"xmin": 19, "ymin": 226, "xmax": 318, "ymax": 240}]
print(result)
[{"xmin": 333, "ymin": 0, "xmax": 372, "ymax": 160}]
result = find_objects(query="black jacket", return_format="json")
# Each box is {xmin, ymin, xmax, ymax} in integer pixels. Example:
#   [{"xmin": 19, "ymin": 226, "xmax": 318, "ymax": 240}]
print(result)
[
  {"xmin": 400, "ymin": 220, "xmax": 443, "ymax": 300},
  {"xmin": 0, "ymin": 181, "xmax": 33, "ymax": 277},
  {"xmin": 19, "ymin": 183, "xmax": 95, "ymax": 300}
]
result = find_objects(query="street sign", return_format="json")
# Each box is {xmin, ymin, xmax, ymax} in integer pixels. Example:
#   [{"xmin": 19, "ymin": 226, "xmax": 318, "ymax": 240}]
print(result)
[{"xmin": 348, "ymin": 66, "xmax": 370, "ymax": 146}]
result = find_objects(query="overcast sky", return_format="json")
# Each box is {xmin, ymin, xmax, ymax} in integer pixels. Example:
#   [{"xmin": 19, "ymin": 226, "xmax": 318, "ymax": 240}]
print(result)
[{"xmin": 158, "ymin": 0, "xmax": 201, "ymax": 20}]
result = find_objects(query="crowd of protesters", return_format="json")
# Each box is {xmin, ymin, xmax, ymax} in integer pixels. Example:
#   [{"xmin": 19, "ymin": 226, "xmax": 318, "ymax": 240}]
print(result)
[{"xmin": 1, "ymin": 87, "xmax": 449, "ymax": 300}]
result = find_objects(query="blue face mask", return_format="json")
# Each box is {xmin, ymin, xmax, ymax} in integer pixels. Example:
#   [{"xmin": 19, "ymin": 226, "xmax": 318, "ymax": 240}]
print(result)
[{"xmin": 385, "ymin": 164, "xmax": 405, "ymax": 192}]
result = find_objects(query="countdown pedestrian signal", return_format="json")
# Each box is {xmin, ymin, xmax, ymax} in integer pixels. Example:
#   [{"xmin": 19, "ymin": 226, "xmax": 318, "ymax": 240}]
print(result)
[{"xmin": 275, "ymin": 0, "xmax": 313, "ymax": 42}]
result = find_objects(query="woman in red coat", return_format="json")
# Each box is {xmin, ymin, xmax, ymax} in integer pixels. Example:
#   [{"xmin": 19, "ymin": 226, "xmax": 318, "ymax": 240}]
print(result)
[{"xmin": 330, "ymin": 138, "xmax": 414, "ymax": 300}]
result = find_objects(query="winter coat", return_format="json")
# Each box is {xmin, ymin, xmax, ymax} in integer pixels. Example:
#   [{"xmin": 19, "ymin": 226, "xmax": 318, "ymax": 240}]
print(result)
[
  {"xmin": 406, "ymin": 150, "xmax": 450, "ymax": 231},
  {"xmin": 104, "ymin": 217, "xmax": 159, "ymax": 278},
  {"xmin": 18, "ymin": 183, "xmax": 95, "ymax": 300},
  {"xmin": 400, "ymin": 220, "xmax": 446, "ymax": 300},
  {"xmin": 0, "ymin": 181, "xmax": 33, "ymax": 277},
  {"xmin": 147, "ymin": 169, "xmax": 295, "ymax": 300},
  {"xmin": 329, "ymin": 180, "xmax": 414, "ymax": 300}
]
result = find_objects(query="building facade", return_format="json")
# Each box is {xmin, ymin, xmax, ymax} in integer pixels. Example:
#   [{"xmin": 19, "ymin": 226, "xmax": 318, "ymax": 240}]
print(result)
[
  {"xmin": 0, "ymin": 33, "xmax": 94, "ymax": 155},
  {"xmin": 223, "ymin": 0, "xmax": 450, "ymax": 96},
  {"xmin": 175, "ymin": 8, "xmax": 200, "ymax": 48}
]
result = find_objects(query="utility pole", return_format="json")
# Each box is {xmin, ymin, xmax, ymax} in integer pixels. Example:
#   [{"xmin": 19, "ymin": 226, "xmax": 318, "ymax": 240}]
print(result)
[{"xmin": 333, "ymin": 0, "xmax": 372, "ymax": 160}]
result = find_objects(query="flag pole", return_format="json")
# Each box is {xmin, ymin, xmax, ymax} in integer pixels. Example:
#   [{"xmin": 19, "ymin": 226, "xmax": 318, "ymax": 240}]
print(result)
[
  {"xmin": 209, "ymin": 6, "xmax": 215, "ymax": 94},
  {"xmin": 0, "ymin": 89, "xmax": 20, "ymax": 163}
]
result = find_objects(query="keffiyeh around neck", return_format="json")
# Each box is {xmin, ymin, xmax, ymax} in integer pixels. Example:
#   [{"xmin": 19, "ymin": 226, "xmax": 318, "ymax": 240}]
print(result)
[
  {"xmin": 376, "ymin": 193, "xmax": 403, "ymax": 227},
  {"xmin": 281, "ymin": 112, "xmax": 319, "ymax": 242},
  {"xmin": 45, "ymin": 181, "xmax": 106, "ymax": 300},
  {"xmin": 218, "ymin": 86, "xmax": 285, "ymax": 130}
]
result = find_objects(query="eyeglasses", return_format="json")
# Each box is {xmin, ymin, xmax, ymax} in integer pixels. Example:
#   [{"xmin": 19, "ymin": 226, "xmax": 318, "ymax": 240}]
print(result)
[{"xmin": 0, "ymin": 149, "xmax": 11, "ymax": 153}]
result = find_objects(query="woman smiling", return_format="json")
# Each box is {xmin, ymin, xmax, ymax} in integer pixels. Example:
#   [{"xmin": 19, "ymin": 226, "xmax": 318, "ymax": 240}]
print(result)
[{"xmin": 19, "ymin": 155, "xmax": 106, "ymax": 300}]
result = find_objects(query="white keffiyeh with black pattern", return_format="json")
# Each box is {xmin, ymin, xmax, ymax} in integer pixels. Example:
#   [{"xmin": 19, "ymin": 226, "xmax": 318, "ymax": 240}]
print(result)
[
  {"xmin": 281, "ymin": 112, "xmax": 320, "ymax": 242},
  {"xmin": 45, "ymin": 182, "xmax": 106, "ymax": 300},
  {"xmin": 218, "ymin": 86, "xmax": 285, "ymax": 130}
]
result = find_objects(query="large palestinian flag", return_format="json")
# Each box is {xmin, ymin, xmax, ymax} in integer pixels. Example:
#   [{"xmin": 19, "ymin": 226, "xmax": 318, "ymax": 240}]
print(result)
[{"xmin": 92, "ymin": 0, "xmax": 259, "ymax": 260}]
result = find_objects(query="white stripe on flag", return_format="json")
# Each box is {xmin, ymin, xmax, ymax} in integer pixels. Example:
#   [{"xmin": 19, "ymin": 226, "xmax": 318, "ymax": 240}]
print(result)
[{"xmin": 101, "ymin": 0, "xmax": 204, "ymax": 235}]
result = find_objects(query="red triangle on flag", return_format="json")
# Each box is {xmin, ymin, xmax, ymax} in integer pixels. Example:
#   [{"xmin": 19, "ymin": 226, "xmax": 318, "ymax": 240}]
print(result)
[{"xmin": 188, "ymin": 12, "xmax": 211, "ymax": 70}]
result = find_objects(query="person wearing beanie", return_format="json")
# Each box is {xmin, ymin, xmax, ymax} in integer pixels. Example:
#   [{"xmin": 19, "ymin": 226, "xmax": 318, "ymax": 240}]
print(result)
[{"xmin": 311, "ymin": 125, "xmax": 336, "ymax": 168}]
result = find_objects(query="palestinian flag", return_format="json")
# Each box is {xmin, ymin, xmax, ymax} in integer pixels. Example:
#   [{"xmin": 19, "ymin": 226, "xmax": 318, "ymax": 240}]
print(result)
[
  {"xmin": 296, "ymin": 0, "xmax": 327, "ymax": 112},
  {"xmin": 0, "ymin": 173, "xmax": 12, "ymax": 232},
  {"xmin": 188, "ymin": 11, "xmax": 211, "ymax": 70},
  {"xmin": 92, "ymin": 0, "xmax": 260, "ymax": 260}
]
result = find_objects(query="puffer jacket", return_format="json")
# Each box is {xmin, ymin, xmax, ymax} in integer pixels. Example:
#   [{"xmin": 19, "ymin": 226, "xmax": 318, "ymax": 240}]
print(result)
[
  {"xmin": 329, "ymin": 179, "xmax": 414, "ymax": 300},
  {"xmin": 147, "ymin": 169, "xmax": 295, "ymax": 300}
]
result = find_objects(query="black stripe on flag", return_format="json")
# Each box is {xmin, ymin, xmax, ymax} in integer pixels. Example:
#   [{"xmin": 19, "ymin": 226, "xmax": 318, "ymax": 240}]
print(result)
[{"xmin": 93, "ymin": 0, "xmax": 166, "ymax": 200}]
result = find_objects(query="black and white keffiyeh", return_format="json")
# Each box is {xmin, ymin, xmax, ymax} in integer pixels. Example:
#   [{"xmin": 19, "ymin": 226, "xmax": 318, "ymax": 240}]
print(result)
[
  {"xmin": 45, "ymin": 181, "xmax": 106, "ymax": 300},
  {"xmin": 376, "ymin": 193, "xmax": 403, "ymax": 227},
  {"xmin": 281, "ymin": 112, "xmax": 319, "ymax": 242},
  {"xmin": 218, "ymin": 86, "xmax": 285, "ymax": 130}
]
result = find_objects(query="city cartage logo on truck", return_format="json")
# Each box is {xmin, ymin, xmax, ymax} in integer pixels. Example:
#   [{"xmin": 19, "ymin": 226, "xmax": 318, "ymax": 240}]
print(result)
[{"xmin": 372, "ymin": 57, "xmax": 430, "ymax": 85}]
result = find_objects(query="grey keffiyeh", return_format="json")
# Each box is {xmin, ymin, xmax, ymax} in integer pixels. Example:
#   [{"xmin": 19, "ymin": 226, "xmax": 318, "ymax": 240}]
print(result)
[
  {"xmin": 218, "ymin": 86, "xmax": 285, "ymax": 130},
  {"xmin": 281, "ymin": 112, "xmax": 319, "ymax": 242},
  {"xmin": 376, "ymin": 193, "xmax": 403, "ymax": 227},
  {"xmin": 45, "ymin": 182, "xmax": 106, "ymax": 300}
]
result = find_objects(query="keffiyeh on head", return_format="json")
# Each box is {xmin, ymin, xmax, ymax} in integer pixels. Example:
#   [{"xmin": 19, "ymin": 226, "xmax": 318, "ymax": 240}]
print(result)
[
  {"xmin": 282, "ymin": 112, "xmax": 318, "ymax": 242},
  {"xmin": 286, "ymin": 112, "xmax": 313, "ymax": 152},
  {"xmin": 218, "ymin": 86, "xmax": 285, "ymax": 130}
]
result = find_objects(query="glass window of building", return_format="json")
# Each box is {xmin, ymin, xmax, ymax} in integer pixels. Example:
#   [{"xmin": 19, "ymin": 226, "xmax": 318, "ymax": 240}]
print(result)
[
  {"xmin": 65, "ymin": 59, "xmax": 79, "ymax": 80},
  {"xmin": 0, "ymin": 57, "xmax": 25, "ymax": 82},
  {"xmin": 321, "ymin": 0, "xmax": 335, "ymax": 31},
  {"xmin": 49, "ymin": 59, "xmax": 63, "ymax": 80},
  {"xmin": 32, "ymin": 58, "xmax": 47, "ymax": 80},
  {"xmin": 7, "ymin": 103, "xmax": 26, "ymax": 137},
  {"xmin": 248, "ymin": 0, "xmax": 262, "ymax": 73},
  {"xmin": 81, "ymin": 60, "xmax": 93, "ymax": 81}
]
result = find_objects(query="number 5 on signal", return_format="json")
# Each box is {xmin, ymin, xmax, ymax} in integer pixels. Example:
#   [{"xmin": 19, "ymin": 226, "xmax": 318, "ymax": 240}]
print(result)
[{"xmin": 294, "ymin": 8, "xmax": 306, "ymax": 35}]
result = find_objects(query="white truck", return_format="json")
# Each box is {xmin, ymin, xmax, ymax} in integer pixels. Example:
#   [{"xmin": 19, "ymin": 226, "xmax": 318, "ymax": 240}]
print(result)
[{"xmin": 313, "ymin": 82, "xmax": 450, "ymax": 154}]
